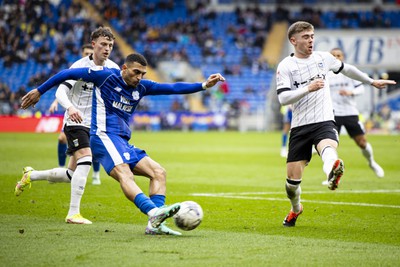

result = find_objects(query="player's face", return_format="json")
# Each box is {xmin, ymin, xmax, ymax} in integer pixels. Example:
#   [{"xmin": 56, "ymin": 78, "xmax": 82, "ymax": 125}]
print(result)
[
  {"xmin": 121, "ymin": 62, "xmax": 147, "ymax": 87},
  {"xmin": 81, "ymin": 48, "xmax": 93, "ymax": 57},
  {"xmin": 92, "ymin": 36, "xmax": 114, "ymax": 64},
  {"xmin": 290, "ymin": 30, "xmax": 314, "ymax": 58},
  {"xmin": 331, "ymin": 49, "xmax": 344, "ymax": 61}
]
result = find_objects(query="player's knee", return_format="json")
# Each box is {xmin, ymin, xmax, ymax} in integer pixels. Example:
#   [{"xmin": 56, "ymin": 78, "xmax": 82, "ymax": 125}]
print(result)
[
  {"xmin": 153, "ymin": 166, "xmax": 166, "ymax": 182},
  {"xmin": 355, "ymin": 135, "xmax": 367, "ymax": 148},
  {"xmin": 58, "ymin": 134, "xmax": 67, "ymax": 143}
]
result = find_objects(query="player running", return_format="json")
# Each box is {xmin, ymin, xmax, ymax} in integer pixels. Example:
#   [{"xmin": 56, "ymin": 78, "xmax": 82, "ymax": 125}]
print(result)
[
  {"xmin": 276, "ymin": 21, "xmax": 395, "ymax": 227},
  {"xmin": 48, "ymin": 43, "xmax": 102, "ymax": 184},
  {"xmin": 15, "ymin": 27, "xmax": 119, "ymax": 224},
  {"xmin": 327, "ymin": 47, "xmax": 384, "ymax": 178}
]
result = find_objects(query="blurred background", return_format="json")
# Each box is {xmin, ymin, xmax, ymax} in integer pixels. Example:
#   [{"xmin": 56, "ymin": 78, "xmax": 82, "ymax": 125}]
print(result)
[{"xmin": 0, "ymin": 0, "xmax": 399, "ymax": 133}]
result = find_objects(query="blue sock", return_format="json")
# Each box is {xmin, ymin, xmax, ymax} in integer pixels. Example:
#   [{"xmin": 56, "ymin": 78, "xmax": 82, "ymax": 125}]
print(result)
[
  {"xmin": 58, "ymin": 142, "xmax": 67, "ymax": 167},
  {"xmin": 282, "ymin": 133, "xmax": 288, "ymax": 147},
  {"xmin": 134, "ymin": 193, "xmax": 157, "ymax": 215},
  {"xmin": 92, "ymin": 159, "xmax": 100, "ymax": 172},
  {"xmin": 150, "ymin": 195, "xmax": 165, "ymax": 207}
]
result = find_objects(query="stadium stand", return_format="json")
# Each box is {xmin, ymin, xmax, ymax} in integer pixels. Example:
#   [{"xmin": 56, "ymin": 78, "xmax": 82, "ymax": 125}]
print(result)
[{"xmin": 0, "ymin": 0, "xmax": 399, "ymax": 131}]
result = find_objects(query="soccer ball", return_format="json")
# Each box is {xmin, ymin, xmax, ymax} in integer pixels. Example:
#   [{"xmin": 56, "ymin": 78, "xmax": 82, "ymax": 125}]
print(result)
[{"xmin": 173, "ymin": 201, "xmax": 203, "ymax": 231}]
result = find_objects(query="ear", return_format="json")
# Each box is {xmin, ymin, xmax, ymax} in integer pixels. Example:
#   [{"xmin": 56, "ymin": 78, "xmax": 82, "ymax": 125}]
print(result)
[
  {"xmin": 289, "ymin": 37, "xmax": 296, "ymax": 46},
  {"xmin": 121, "ymin": 64, "xmax": 127, "ymax": 70}
]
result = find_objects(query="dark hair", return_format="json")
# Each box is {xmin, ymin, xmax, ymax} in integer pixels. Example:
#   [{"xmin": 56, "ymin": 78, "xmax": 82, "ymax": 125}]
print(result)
[
  {"xmin": 287, "ymin": 21, "xmax": 314, "ymax": 40},
  {"xmin": 90, "ymin": 26, "xmax": 115, "ymax": 41},
  {"xmin": 125, "ymin": 53, "xmax": 148, "ymax": 66},
  {"xmin": 81, "ymin": 43, "xmax": 93, "ymax": 52},
  {"xmin": 330, "ymin": 47, "xmax": 343, "ymax": 53}
]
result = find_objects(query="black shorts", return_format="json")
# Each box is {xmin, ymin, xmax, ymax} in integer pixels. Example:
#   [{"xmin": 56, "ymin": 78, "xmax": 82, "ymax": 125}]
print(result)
[
  {"xmin": 335, "ymin": 115, "xmax": 365, "ymax": 138},
  {"xmin": 288, "ymin": 121, "xmax": 339, "ymax": 163},
  {"xmin": 63, "ymin": 125, "xmax": 90, "ymax": 156}
]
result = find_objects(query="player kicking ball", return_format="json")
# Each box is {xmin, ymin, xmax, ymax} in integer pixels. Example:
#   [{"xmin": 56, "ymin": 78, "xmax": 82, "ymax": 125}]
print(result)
[{"xmin": 20, "ymin": 52, "xmax": 225, "ymax": 235}]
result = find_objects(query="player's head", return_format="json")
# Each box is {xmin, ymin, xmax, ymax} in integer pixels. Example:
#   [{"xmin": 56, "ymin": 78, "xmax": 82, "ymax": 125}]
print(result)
[
  {"xmin": 330, "ymin": 48, "xmax": 344, "ymax": 61},
  {"xmin": 81, "ymin": 43, "xmax": 93, "ymax": 57},
  {"xmin": 90, "ymin": 26, "xmax": 115, "ymax": 64},
  {"xmin": 121, "ymin": 53, "xmax": 148, "ymax": 87},
  {"xmin": 288, "ymin": 21, "xmax": 314, "ymax": 58}
]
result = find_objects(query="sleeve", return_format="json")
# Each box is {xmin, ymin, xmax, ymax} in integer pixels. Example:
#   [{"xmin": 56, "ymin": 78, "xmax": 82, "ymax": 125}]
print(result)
[
  {"xmin": 276, "ymin": 62, "xmax": 292, "ymax": 92},
  {"xmin": 323, "ymin": 52, "xmax": 344, "ymax": 74},
  {"xmin": 55, "ymin": 83, "xmax": 73, "ymax": 110},
  {"xmin": 142, "ymin": 80, "xmax": 204, "ymax": 95},
  {"xmin": 340, "ymin": 63, "xmax": 374, "ymax": 84},
  {"xmin": 37, "ymin": 67, "xmax": 103, "ymax": 95},
  {"xmin": 278, "ymin": 87, "xmax": 309, "ymax": 105},
  {"xmin": 352, "ymin": 81, "xmax": 365, "ymax": 96},
  {"xmin": 276, "ymin": 61, "xmax": 310, "ymax": 105}
]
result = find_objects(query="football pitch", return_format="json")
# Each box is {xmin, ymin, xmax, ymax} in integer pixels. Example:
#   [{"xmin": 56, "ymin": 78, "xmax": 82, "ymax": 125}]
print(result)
[{"xmin": 0, "ymin": 131, "xmax": 399, "ymax": 266}]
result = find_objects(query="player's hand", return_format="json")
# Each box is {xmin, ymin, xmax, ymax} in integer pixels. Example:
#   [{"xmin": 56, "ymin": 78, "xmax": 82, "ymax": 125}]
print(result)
[
  {"xmin": 371, "ymin": 79, "xmax": 396, "ymax": 89},
  {"xmin": 67, "ymin": 106, "xmax": 83, "ymax": 123},
  {"xmin": 21, "ymin": 89, "xmax": 41, "ymax": 109},
  {"xmin": 204, "ymin": 73, "xmax": 226, "ymax": 89},
  {"xmin": 307, "ymin": 79, "xmax": 325, "ymax": 92},
  {"xmin": 48, "ymin": 100, "xmax": 58, "ymax": 114},
  {"xmin": 339, "ymin": 89, "xmax": 353, "ymax": 96}
]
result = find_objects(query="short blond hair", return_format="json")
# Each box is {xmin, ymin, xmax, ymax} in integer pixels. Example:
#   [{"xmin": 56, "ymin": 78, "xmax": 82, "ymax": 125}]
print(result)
[{"xmin": 287, "ymin": 21, "xmax": 314, "ymax": 40}]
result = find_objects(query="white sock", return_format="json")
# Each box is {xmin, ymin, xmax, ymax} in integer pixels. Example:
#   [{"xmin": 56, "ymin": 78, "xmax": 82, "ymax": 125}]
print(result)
[
  {"xmin": 92, "ymin": 171, "xmax": 100, "ymax": 179},
  {"xmin": 285, "ymin": 179, "xmax": 302, "ymax": 213},
  {"xmin": 30, "ymin": 168, "xmax": 72, "ymax": 183},
  {"xmin": 68, "ymin": 156, "xmax": 92, "ymax": 217},
  {"xmin": 361, "ymin": 142, "xmax": 374, "ymax": 164},
  {"xmin": 321, "ymin": 146, "xmax": 338, "ymax": 178},
  {"xmin": 147, "ymin": 208, "xmax": 157, "ymax": 217}
]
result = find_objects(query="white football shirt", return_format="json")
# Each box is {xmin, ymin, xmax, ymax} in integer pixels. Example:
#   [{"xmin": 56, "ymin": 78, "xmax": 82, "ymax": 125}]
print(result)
[
  {"xmin": 276, "ymin": 51, "xmax": 342, "ymax": 128},
  {"xmin": 62, "ymin": 55, "xmax": 119, "ymax": 127},
  {"xmin": 328, "ymin": 71, "xmax": 364, "ymax": 116}
]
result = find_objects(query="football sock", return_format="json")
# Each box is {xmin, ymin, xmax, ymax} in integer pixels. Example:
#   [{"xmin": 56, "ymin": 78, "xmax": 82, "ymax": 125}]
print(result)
[
  {"xmin": 286, "ymin": 179, "xmax": 302, "ymax": 213},
  {"xmin": 361, "ymin": 142, "xmax": 374, "ymax": 164},
  {"xmin": 68, "ymin": 156, "xmax": 92, "ymax": 216},
  {"xmin": 134, "ymin": 193, "xmax": 157, "ymax": 215},
  {"xmin": 30, "ymin": 168, "xmax": 71, "ymax": 183},
  {"xmin": 282, "ymin": 133, "xmax": 288, "ymax": 147},
  {"xmin": 321, "ymin": 146, "xmax": 338, "ymax": 178},
  {"xmin": 150, "ymin": 194, "xmax": 166, "ymax": 207},
  {"xmin": 92, "ymin": 160, "xmax": 100, "ymax": 179},
  {"xmin": 58, "ymin": 142, "xmax": 67, "ymax": 167}
]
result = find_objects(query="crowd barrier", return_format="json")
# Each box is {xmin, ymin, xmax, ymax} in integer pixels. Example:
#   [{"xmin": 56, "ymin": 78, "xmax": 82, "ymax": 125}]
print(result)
[{"xmin": 0, "ymin": 112, "xmax": 228, "ymax": 132}]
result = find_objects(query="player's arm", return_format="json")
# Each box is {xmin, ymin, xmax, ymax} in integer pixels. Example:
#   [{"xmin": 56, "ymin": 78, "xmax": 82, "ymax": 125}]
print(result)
[
  {"xmin": 48, "ymin": 99, "xmax": 59, "ymax": 114},
  {"xmin": 55, "ymin": 80, "xmax": 82, "ymax": 123},
  {"xmin": 21, "ymin": 68, "xmax": 100, "ymax": 109},
  {"xmin": 145, "ymin": 73, "xmax": 225, "ymax": 95},
  {"xmin": 276, "ymin": 65, "xmax": 324, "ymax": 105},
  {"xmin": 340, "ymin": 82, "xmax": 364, "ymax": 96},
  {"xmin": 338, "ymin": 63, "xmax": 396, "ymax": 89}
]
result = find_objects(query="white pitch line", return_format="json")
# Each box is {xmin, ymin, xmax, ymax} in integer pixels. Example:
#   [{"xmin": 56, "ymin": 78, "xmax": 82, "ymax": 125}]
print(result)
[
  {"xmin": 192, "ymin": 189, "xmax": 400, "ymax": 196},
  {"xmin": 191, "ymin": 192, "xmax": 400, "ymax": 209}
]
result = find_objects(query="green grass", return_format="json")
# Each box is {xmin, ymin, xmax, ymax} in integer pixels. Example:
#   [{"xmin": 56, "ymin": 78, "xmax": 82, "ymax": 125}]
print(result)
[{"xmin": 1, "ymin": 132, "xmax": 399, "ymax": 266}]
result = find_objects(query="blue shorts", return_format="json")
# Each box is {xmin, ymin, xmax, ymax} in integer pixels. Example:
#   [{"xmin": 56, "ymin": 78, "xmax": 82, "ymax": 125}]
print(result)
[{"xmin": 90, "ymin": 132, "xmax": 148, "ymax": 174}]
